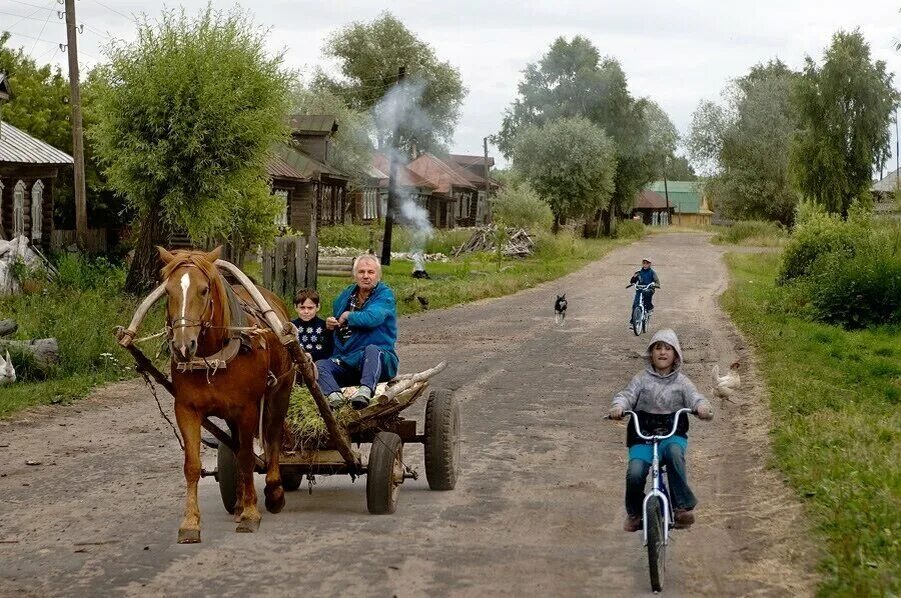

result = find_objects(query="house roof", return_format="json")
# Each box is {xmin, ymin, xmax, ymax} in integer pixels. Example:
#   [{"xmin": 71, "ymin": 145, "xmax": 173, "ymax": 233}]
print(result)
[
  {"xmin": 372, "ymin": 153, "xmax": 435, "ymax": 189},
  {"xmin": 407, "ymin": 153, "xmax": 476, "ymax": 194},
  {"xmin": 646, "ymin": 180, "xmax": 711, "ymax": 214},
  {"xmin": 271, "ymin": 143, "xmax": 348, "ymax": 181},
  {"xmin": 634, "ymin": 189, "xmax": 671, "ymax": 210},
  {"xmin": 449, "ymin": 154, "xmax": 495, "ymax": 168},
  {"xmin": 288, "ymin": 114, "xmax": 338, "ymax": 135},
  {"xmin": 267, "ymin": 152, "xmax": 307, "ymax": 182},
  {"xmin": 0, "ymin": 120, "xmax": 73, "ymax": 165},
  {"xmin": 872, "ymin": 171, "xmax": 900, "ymax": 194}
]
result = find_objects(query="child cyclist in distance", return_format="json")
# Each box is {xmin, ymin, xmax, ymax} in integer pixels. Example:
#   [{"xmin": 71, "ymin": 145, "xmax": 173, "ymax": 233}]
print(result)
[
  {"xmin": 609, "ymin": 329, "xmax": 713, "ymax": 532},
  {"xmin": 292, "ymin": 288, "xmax": 333, "ymax": 363}
]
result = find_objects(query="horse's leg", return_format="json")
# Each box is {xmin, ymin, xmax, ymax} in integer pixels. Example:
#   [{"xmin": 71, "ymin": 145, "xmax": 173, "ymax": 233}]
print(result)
[
  {"xmin": 235, "ymin": 414, "xmax": 262, "ymax": 533},
  {"xmin": 263, "ymin": 379, "xmax": 291, "ymax": 514},
  {"xmin": 174, "ymin": 403, "xmax": 203, "ymax": 544},
  {"xmin": 227, "ymin": 420, "xmax": 245, "ymax": 523}
]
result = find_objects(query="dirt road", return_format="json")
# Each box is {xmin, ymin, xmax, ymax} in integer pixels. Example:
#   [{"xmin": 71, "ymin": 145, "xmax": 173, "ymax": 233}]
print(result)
[{"xmin": 0, "ymin": 233, "xmax": 811, "ymax": 597}]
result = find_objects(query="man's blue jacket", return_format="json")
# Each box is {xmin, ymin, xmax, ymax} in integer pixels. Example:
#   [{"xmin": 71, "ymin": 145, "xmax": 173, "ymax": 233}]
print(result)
[{"xmin": 331, "ymin": 281, "xmax": 399, "ymax": 378}]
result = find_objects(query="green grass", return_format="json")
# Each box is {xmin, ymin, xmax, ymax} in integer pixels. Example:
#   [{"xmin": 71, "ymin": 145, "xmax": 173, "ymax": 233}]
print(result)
[
  {"xmin": 721, "ymin": 252, "xmax": 900, "ymax": 596},
  {"xmin": 318, "ymin": 224, "xmax": 475, "ymax": 255},
  {"xmin": 712, "ymin": 220, "xmax": 787, "ymax": 246}
]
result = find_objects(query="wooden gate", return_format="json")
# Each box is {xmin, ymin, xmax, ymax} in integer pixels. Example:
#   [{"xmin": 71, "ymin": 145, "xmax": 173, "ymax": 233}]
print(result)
[{"xmin": 262, "ymin": 235, "xmax": 318, "ymax": 296}]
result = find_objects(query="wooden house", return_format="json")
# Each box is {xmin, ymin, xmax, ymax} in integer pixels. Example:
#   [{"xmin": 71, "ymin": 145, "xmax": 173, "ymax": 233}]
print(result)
[
  {"xmin": 632, "ymin": 189, "xmax": 674, "ymax": 226},
  {"xmin": 0, "ymin": 75, "xmax": 74, "ymax": 251},
  {"xmin": 645, "ymin": 181, "xmax": 712, "ymax": 226},
  {"xmin": 407, "ymin": 153, "xmax": 477, "ymax": 228},
  {"xmin": 448, "ymin": 154, "xmax": 498, "ymax": 225}
]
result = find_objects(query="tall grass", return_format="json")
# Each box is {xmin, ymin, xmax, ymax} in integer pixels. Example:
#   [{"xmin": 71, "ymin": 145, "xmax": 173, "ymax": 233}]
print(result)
[
  {"xmin": 711, "ymin": 220, "xmax": 786, "ymax": 246},
  {"xmin": 318, "ymin": 224, "xmax": 474, "ymax": 255},
  {"xmin": 722, "ymin": 252, "xmax": 900, "ymax": 595}
]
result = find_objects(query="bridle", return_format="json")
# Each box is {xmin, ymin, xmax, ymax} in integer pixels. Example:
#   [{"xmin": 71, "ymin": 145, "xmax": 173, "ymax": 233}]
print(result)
[{"xmin": 167, "ymin": 264, "xmax": 216, "ymax": 342}]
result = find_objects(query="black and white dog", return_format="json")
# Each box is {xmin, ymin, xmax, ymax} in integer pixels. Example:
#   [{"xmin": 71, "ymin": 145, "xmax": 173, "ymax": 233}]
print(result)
[{"xmin": 554, "ymin": 294, "xmax": 568, "ymax": 325}]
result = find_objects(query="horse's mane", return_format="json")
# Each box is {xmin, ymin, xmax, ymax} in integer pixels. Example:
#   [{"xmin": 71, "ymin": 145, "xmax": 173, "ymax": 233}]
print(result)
[{"xmin": 160, "ymin": 250, "xmax": 231, "ymax": 327}]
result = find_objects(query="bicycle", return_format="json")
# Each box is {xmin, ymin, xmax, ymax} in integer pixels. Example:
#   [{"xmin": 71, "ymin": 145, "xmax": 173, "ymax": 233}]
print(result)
[
  {"xmin": 615, "ymin": 407, "xmax": 693, "ymax": 593},
  {"xmin": 627, "ymin": 283, "xmax": 656, "ymax": 336}
]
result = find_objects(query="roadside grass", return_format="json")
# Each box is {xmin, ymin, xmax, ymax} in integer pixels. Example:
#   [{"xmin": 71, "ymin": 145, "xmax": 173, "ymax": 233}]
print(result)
[
  {"xmin": 712, "ymin": 220, "xmax": 788, "ymax": 246},
  {"xmin": 318, "ymin": 224, "xmax": 474, "ymax": 255},
  {"xmin": 721, "ymin": 251, "xmax": 900, "ymax": 596},
  {"xmin": 1, "ymin": 232, "xmax": 630, "ymax": 417}
]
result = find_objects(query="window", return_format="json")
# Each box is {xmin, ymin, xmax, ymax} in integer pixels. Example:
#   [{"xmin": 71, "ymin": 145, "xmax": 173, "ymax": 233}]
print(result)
[
  {"xmin": 31, "ymin": 180, "xmax": 44, "ymax": 240},
  {"xmin": 13, "ymin": 180, "xmax": 25, "ymax": 238},
  {"xmin": 273, "ymin": 189, "xmax": 289, "ymax": 228},
  {"xmin": 363, "ymin": 188, "xmax": 379, "ymax": 220},
  {"xmin": 0, "ymin": 180, "xmax": 4, "ymax": 231}
]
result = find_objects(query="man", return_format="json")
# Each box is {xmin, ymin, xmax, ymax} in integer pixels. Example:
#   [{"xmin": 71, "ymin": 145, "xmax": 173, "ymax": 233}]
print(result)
[
  {"xmin": 316, "ymin": 254, "xmax": 399, "ymax": 410},
  {"xmin": 629, "ymin": 258, "xmax": 660, "ymax": 327}
]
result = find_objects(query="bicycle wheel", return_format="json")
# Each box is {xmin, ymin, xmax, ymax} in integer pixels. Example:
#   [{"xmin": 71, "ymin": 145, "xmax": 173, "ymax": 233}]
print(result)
[
  {"xmin": 642, "ymin": 312, "xmax": 649, "ymax": 334},
  {"xmin": 632, "ymin": 306, "xmax": 643, "ymax": 336},
  {"xmin": 646, "ymin": 497, "xmax": 666, "ymax": 592}
]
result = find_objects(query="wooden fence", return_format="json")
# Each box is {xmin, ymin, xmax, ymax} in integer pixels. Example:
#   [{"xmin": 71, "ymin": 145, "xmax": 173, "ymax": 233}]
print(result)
[
  {"xmin": 262, "ymin": 235, "xmax": 318, "ymax": 296},
  {"xmin": 50, "ymin": 228, "xmax": 108, "ymax": 253}
]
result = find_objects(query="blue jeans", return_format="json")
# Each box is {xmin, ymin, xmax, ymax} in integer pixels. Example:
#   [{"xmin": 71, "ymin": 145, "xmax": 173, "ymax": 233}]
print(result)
[
  {"xmin": 625, "ymin": 442, "xmax": 697, "ymax": 517},
  {"xmin": 315, "ymin": 345, "xmax": 388, "ymax": 395},
  {"xmin": 630, "ymin": 289, "xmax": 654, "ymax": 322}
]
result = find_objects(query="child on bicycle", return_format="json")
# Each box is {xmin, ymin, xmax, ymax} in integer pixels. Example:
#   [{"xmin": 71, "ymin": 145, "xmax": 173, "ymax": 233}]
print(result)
[
  {"xmin": 628, "ymin": 258, "xmax": 660, "ymax": 328},
  {"xmin": 608, "ymin": 329, "xmax": 713, "ymax": 532}
]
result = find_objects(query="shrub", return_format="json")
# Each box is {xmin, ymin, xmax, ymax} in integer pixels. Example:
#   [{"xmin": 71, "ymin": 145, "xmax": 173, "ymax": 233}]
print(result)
[
  {"xmin": 317, "ymin": 224, "xmax": 473, "ymax": 255},
  {"xmin": 490, "ymin": 183, "xmax": 553, "ymax": 232},
  {"xmin": 55, "ymin": 253, "xmax": 126, "ymax": 291},
  {"xmin": 806, "ymin": 225, "xmax": 901, "ymax": 328},
  {"xmin": 778, "ymin": 211, "xmax": 869, "ymax": 283},
  {"xmin": 613, "ymin": 219, "xmax": 647, "ymax": 240},
  {"xmin": 712, "ymin": 220, "xmax": 785, "ymax": 245}
]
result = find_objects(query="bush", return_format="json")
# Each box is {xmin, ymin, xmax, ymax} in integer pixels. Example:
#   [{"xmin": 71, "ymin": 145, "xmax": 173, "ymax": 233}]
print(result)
[
  {"xmin": 806, "ymin": 226, "xmax": 901, "ymax": 329},
  {"xmin": 778, "ymin": 210, "xmax": 869, "ymax": 283},
  {"xmin": 712, "ymin": 220, "xmax": 785, "ymax": 245},
  {"xmin": 490, "ymin": 183, "xmax": 553, "ymax": 232},
  {"xmin": 54, "ymin": 253, "xmax": 126, "ymax": 291},
  {"xmin": 613, "ymin": 219, "xmax": 646, "ymax": 240}
]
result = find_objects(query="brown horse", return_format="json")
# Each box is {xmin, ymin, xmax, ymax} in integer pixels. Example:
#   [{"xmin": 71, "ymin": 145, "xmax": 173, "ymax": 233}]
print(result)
[{"xmin": 157, "ymin": 246, "xmax": 294, "ymax": 543}]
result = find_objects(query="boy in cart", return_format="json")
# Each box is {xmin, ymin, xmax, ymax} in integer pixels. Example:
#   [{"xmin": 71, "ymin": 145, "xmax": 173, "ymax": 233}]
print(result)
[
  {"xmin": 292, "ymin": 288, "xmax": 334, "ymax": 363},
  {"xmin": 608, "ymin": 329, "xmax": 713, "ymax": 532}
]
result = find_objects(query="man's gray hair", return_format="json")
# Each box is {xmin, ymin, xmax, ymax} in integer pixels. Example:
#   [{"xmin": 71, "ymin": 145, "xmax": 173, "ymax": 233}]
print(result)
[{"xmin": 353, "ymin": 253, "xmax": 382, "ymax": 274}]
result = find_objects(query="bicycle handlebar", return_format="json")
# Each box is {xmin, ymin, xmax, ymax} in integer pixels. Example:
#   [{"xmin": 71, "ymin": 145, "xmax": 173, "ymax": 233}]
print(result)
[
  {"xmin": 626, "ymin": 283, "xmax": 657, "ymax": 290},
  {"xmin": 623, "ymin": 408, "xmax": 693, "ymax": 441}
]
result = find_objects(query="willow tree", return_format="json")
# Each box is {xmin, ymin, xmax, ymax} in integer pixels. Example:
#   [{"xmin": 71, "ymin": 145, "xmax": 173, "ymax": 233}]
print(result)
[
  {"xmin": 513, "ymin": 117, "xmax": 617, "ymax": 230},
  {"xmin": 91, "ymin": 7, "xmax": 291, "ymax": 292}
]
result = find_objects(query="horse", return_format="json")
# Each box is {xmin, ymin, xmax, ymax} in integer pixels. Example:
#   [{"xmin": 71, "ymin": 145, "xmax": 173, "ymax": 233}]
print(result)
[{"xmin": 157, "ymin": 246, "xmax": 295, "ymax": 543}]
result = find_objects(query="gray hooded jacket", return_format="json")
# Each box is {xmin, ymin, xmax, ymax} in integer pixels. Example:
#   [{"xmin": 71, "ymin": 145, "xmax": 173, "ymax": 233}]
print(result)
[{"xmin": 612, "ymin": 329, "xmax": 711, "ymax": 415}]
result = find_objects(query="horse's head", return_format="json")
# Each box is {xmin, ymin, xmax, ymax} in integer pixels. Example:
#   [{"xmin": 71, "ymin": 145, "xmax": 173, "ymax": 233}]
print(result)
[{"xmin": 157, "ymin": 246, "xmax": 229, "ymax": 361}]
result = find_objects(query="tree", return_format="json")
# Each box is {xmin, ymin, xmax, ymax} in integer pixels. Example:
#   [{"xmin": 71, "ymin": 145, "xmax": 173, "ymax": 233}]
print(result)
[
  {"xmin": 790, "ymin": 30, "xmax": 897, "ymax": 218},
  {"xmin": 688, "ymin": 61, "xmax": 801, "ymax": 223},
  {"xmin": 91, "ymin": 6, "xmax": 291, "ymax": 292},
  {"xmin": 498, "ymin": 37, "xmax": 663, "ymax": 230},
  {"xmin": 513, "ymin": 117, "xmax": 617, "ymax": 229},
  {"xmin": 314, "ymin": 12, "xmax": 466, "ymax": 156},
  {"xmin": 490, "ymin": 180, "xmax": 554, "ymax": 232},
  {"xmin": 292, "ymin": 84, "xmax": 373, "ymax": 187},
  {"xmin": 665, "ymin": 156, "xmax": 697, "ymax": 181}
]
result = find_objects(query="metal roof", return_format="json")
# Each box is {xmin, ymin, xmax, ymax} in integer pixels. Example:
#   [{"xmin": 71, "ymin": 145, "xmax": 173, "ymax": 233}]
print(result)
[
  {"xmin": 872, "ymin": 171, "xmax": 899, "ymax": 193},
  {"xmin": 271, "ymin": 143, "xmax": 348, "ymax": 181},
  {"xmin": 407, "ymin": 153, "xmax": 476, "ymax": 193},
  {"xmin": 372, "ymin": 153, "xmax": 435, "ymax": 189},
  {"xmin": 0, "ymin": 120, "xmax": 73, "ymax": 165},
  {"xmin": 267, "ymin": 152, "xmax": 307, "ymax": 182},
  {"xmin": 634, "ymin": 189, "xmax": 670, "ymax": 210},
  {"xmin": 288, "ymin": 114, "xmax": 338, "ymax": 135},
  {"xmin": 646, "ymin": 181, "xmax": 711, "ymax": 214},
  {"xmin": 449, "ymin": 154, "xmax": 495, "ymax": 168}
]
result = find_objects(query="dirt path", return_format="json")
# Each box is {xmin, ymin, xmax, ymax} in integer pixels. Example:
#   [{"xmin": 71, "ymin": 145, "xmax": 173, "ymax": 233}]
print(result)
[{"xmin": 0, "ymin": 233, "xmax": 812, "ymax": 597}]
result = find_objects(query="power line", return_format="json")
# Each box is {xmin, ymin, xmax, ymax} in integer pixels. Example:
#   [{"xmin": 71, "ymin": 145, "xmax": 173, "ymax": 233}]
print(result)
[
  {"xmin": 0, "ymin": 8, "xmax": 63, "ymax": 23},
  {"xmin": 3, "ymin": 0, "xmax": 54, "ymax": 12},
  {"xmin": 1, "ymin": 29, "xmax": 58, "ymax": 46},
  {"xmin": 29, "ymin": 3, "xmax": 55, "ymax": 55},
  {"xmin": 86, "ymin": 0, "xmax": 134, "ymax": 23}
]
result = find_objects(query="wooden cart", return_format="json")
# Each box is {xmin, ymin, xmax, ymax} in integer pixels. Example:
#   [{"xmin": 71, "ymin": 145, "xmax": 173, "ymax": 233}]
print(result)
[{"xmin": 204, "ymin": 363, "xmax": 461, "ymax": 515}]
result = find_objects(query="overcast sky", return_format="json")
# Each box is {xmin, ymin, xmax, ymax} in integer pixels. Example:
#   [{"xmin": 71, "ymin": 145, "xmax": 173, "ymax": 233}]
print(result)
[{"xmin": 2, "ymin": 0, "xmax": 901, "ymax": 173}]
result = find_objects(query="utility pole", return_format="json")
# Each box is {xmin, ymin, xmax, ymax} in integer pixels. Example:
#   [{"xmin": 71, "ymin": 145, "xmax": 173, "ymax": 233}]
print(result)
[
  {"xmin": 483, "ymin": 136, "xmax": 490, "ymax": 222},
  {"xmin": 895, "ymin": 106, "xmax": 899, "ymax": 191},
  {"xmin": 662, "ymin": 156, "xmax": 671, "ymax": 226},
  {"xmin": 381, "ymin": 66, "xmax": 405, "ymax": 266},
  {"xmin": 64, "ymin": 0, "xmax": 88, "ymax": 247}
]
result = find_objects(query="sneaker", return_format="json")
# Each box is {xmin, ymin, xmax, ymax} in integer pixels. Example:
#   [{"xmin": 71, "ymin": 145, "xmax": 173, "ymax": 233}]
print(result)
[
  {"xmin": 350, "ymin": 386, "xmax": 373, "ymax": 410},
  {"xmin": 623, "ymin": 515, "xmax": 642, "ymax": 532},
  {"xmin": 327, "ymin": 392, "xmax": 345, "ymax": 410},
  {"xmin": 674, "ymin": 508, "xmax": 695, "ymax": 528}
]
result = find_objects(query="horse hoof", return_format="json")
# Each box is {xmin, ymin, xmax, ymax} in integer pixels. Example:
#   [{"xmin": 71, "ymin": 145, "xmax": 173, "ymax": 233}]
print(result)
[
  {"xmin": 236, "ymin": 517, "xmax": 260, "ymax": 533},
  {"xmin": 177, "ymin": 528, "xmax": 201, "ymax": 544},
  {"xmin": 265, "ymin": 486, "xmax": 285, "ymax": 514}
]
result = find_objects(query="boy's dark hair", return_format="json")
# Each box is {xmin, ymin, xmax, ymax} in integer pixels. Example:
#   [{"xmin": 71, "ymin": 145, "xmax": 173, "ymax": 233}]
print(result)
[{"xmin": 294, "ymin": 288, "xmax": 320, "ymax": 306}]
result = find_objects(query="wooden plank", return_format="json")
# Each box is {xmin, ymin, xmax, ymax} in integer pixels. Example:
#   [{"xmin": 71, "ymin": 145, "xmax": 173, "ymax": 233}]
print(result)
[
  {"xmin": 262, "ymin": 248, "xmax": 273, "ymax": 290},
  {"xmin": 306, "ymin": 234, "xmax": 318, "ymax": 289},
  {"xmin": 274, "ymin": 237, "xmax": 286, "ymax": 296},
  {"xmin": 284, "ymin": 237, "xmax": 296, "ymax": 295},
  {"xmin": 294, "ymin": 238, "xmax": 306, "ymax": 294}
]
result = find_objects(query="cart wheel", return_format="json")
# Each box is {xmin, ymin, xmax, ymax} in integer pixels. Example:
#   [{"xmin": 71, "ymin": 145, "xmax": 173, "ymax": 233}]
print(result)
[
  {"xmin": 367, "ymin": 432, "xmax": 404, "ymax": 514},
  {"xmin": 424, "ymin": 388, "xmax": 461, "ymax": 490},
  {"xmin": 282, "ymin": 472, "xmax": 302, "ymax": 492},
  {"xmin": 217, "ymin": 442, "xmax": 238, "ymax": 515}
]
